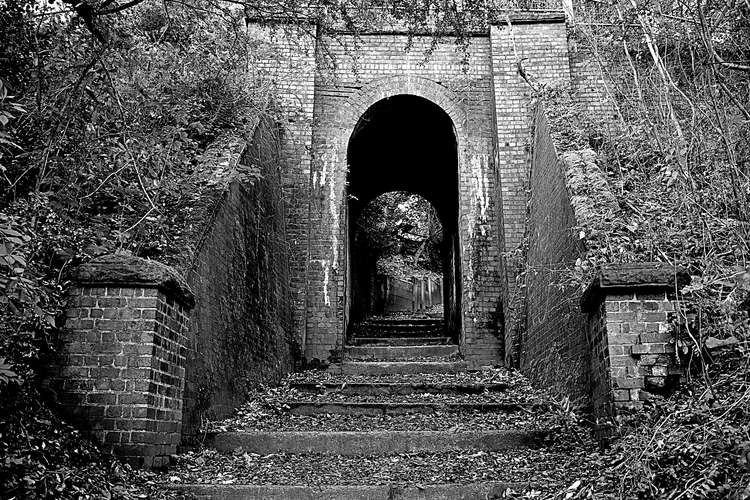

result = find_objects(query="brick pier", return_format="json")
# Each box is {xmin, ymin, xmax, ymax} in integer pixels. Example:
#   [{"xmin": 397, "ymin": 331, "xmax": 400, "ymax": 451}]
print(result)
[{"xmin": 45, "ymin": 255, "xmax": 194, "ymax": 468}]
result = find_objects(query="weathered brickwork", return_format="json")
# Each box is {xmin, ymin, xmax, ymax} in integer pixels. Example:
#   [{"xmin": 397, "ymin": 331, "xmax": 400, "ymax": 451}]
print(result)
[
  {"xmin": 568, "ymin": 34, "xmax": 614, "ymax": 121},
  {"xmin": 250, "ymin": 16, "xmax": 574, "ymax": 367},
  {"xmin": 522, "ymin": 103, "xmax": 588, "ymax": 400},
  {"xmin": 181, "ymin": 118, "xmax": 295, "ymax": 442},
  {"xmin": 582, "ymin": 264, "xmax": 688, "ymax": 419},
  {"xmin": 246, "ymin": 23, "xmax": 317, "ymax": 351},
  {"xmin": 312, "ymin": 38, "xmax": 502, "ymax": 367},
  {"xmin": 46, "ymin": 256, "xmax": 194, "ymax": 468},
  {"xmin": 489, "ymin": 18, "xmax": 572, "ymax": 363},
  {"xmin": 523, "ymin": 103, "xmax": 686, "ymax": 418}
]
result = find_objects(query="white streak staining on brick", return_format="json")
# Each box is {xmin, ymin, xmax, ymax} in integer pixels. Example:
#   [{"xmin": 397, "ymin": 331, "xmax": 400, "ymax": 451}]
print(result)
[
  {"xmin": 470, "ymin": 155, "xmax": 490, "ymax": 237},
  {"xmin": 325, "ymin": 145, "xmax": 341, "ymax": 272},
  {"xmin": 323, "ymin": 261, "xmax": 331, "ymax": 306},
  {"xmin": 311, "ymin": 259, "xmax": 332, "ymax": 307}
]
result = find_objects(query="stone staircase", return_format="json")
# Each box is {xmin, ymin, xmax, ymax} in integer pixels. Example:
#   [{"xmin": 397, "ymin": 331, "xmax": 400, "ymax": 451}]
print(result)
[{"xmin": 162, "ymin": 319, "xmax": 592, "ymax": 499}]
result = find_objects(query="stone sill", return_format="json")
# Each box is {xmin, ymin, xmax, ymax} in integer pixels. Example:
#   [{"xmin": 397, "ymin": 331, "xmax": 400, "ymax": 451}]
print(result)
[
  {"xmin": 581, "ymin": 263, "xmax": 689, "ymax": 312},
  {"xmin": 72, "ymin": 254, "xmax": 195, "ymax": 308}
]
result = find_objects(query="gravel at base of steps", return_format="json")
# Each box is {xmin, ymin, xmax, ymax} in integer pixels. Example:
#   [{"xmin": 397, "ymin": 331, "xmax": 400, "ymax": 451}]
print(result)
[{"xmin": 168, "ymin": 482, "xmax": 529, "ymax": 499}]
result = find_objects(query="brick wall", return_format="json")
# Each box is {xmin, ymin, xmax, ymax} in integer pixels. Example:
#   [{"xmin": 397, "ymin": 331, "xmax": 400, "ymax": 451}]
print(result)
[
  {"xmin": 489, "ymin": 18, "xmax": 573, "ymax": 364},
  {"xmin": 181, "ymin": 118, "xmax": 295, "ymax": 441},
  {"xmin": 246, "ymin": 22, "xmax": 317, "ymax": 355},
  {"xmin": 567, "ymin": 31, "xmax": 614, "ymax": 121},
  {"xmin": 522, "ymin": 103, "xmax": 589, "ymax": 401},
  {"xmin": 309, "ymin": 38, "xmax": 505, "ymax": 366},
  {"xmin": 46, "ymin": 256, "xmax": 194, "ymax": 468}
]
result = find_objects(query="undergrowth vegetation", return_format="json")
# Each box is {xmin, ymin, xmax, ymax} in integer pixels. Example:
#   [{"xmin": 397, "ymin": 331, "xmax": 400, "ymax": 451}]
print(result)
[
  {"xmin": 1, "ymin": 1, "xmax": 272, "ymax": 496},
  {"xmin": 535, "ymin": 0, "xmax": 750, "ymax": 497}
]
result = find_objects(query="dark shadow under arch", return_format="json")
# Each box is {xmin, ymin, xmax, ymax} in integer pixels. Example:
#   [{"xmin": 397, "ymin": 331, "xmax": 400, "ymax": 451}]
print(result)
[{"xmin": 346, "ymin": 94, "xmax": 461, "ymax": 341}]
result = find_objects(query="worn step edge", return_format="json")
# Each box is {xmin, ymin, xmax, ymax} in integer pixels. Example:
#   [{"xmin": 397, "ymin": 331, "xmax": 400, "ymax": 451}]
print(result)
[
  {"xmin": 289, "ymin": 382, "xmax": 509, "ymax": 395},
  {"xmin": 207, "ymin": 430, "xmax": 546, "ymax": 455},
  {"xmin": 363, "ymin": 319, "xmax": 443, "ymax": 325},
  {"xmin": 167, "ymin": 482, "xmax": 530, "ymax": 500},
  {"xmin": 285, "ymin": 401, "xmax": 539, "ymax": 416},
  {"xmin": 349, "ymin": 337, "xmax": 453, "ymax": 346},
  {"xmin": 352, "ymin": 328, "xmax": 445, "ymax": 336},
  {"xmin": 344, "ymin": 345, "xmax": 459, "ymax": 360},
  {"xmin": 328, "ymin": 361, "xmax": 468, "ymax": 375}
]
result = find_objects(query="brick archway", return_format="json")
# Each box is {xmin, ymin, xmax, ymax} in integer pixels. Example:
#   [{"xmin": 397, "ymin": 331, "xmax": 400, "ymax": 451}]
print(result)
[
  {"xmin": 342, "ymin": 89, "xmax": 463, "ymax": 342},
  {"xmin": 338, "ymin": 76, "xmax": 467, "ymax": 146},
  {"xmin": 305, "ymin": 73, "xmax": 505, "ymax": 367},
  {"xmin": 328, "ymin": 76, "xmax": 468, "ymax": 352}
]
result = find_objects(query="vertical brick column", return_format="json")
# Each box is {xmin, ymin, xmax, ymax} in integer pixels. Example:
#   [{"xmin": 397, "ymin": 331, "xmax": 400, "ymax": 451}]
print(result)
[
  {"xmin": 581, "ymin": 263, "xmax": 688, "ymax": 420},
  {"xmin": 489, "ymin": 17, "xmax": 572, "ymax": 365},
  {"xmin": 45, "ymin": 255, "xmax": 194, "ymax": 468}
]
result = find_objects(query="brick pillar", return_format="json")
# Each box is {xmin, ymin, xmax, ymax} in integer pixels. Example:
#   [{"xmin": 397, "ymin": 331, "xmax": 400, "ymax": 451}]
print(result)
[
  {"xmin": 581, "ymin": 263, "xmax": 689, "ymax": 420},
  {"xmin": 45, "ymin": 254, "xmax": 194, "ymax": 468}
]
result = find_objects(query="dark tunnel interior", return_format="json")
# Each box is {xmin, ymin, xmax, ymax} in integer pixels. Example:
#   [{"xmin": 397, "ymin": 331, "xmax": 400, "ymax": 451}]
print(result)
[{"xmin": 346, "ymin": 95, "xmax": 462, "ymax": 341}]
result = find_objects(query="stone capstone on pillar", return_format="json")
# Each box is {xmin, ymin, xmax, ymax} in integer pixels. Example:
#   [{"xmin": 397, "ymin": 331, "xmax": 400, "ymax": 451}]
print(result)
[{"xmin": 45, "ymin": 254, "xmax": 194, "ymax": 468}]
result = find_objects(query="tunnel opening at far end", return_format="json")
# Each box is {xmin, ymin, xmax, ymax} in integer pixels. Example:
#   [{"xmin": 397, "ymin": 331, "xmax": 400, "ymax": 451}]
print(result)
[{"xmin": 345, "ymin": 94, "xmax": 461, "ymax": 343}]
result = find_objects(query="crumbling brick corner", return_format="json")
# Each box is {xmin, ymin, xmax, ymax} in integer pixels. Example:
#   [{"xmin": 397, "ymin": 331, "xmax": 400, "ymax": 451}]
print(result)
[
  {"xmin": 44, "ymin": 254, "xmax": 195, "ymax": 469},
  {"xmin": 581, "ymin": 263, "xmax": 689, "ymax": 426}
]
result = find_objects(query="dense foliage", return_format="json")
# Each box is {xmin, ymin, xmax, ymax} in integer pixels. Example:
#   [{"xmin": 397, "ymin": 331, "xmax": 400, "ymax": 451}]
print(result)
[
  {"xmin": 355, "ymin": 191, "xmax": 443, "ymax": 280},
  {"xmin": 534, "ymin": 0, "xmax": 750, "ymax": 497},
  {"xmin": 1, "ymin": 1, "xmax": 272, "ymax": 496}
]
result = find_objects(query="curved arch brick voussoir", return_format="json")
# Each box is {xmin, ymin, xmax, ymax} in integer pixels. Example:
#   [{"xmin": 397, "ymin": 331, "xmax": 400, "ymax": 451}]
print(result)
[{"xmin": 340, "ymin": 75, "xmax": 467, "ymax": 140}]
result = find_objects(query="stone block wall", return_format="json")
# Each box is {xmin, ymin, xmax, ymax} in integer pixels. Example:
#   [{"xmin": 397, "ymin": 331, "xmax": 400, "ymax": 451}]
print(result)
[
  {"xmin": 522, "ymin": 103, "xmax": 588, "ymax": 400},
  {"xmin": 582, "ymin": 263, "xmax": 688, "ymax": 419},
  {"xmin": 181, "ymin": 118, "xmax": 295, "ymax": 441},
  {"xmin": 45, "ymin": 255, "xmax": 194, "ymax": 468}
]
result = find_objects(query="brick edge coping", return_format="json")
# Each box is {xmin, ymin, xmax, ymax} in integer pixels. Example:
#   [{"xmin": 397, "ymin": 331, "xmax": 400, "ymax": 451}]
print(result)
[
  {"xmin": 72, "ymin": 254, "xmax": 195, "ymax": 308},
  {"xmin": 581, "ymin": 262, "xmax": 689, "ymax": 312}
]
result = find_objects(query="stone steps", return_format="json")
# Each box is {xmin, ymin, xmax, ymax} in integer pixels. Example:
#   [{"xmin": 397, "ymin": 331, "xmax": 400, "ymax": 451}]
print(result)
[
  {"xmin": 289, "ymin": 381, "xmax": 509, "ymax": 395},
  {"xmin": 207, "ymin": 430, "xmax": 546, "ymax": 455},
  {"xmin": 343, "ymin": 345, "xmax": 459, "ymax": 360},
  {"xmin": 162, "ymin": 448, "xmax": 588, "ymax": 496},
  {"xmin": 285, "ymin": 400, "xmax": 541, "ymax": 416},
  {"xmin": 349, "ymin": 336, "xmax": 453, "ymax": 346},
  {"xmin": 350, "ymin": 319, "xmax": 445, "ymax": 339},
  {"xmin": 169, "ymin": 482, "xmax": 528, "ymax": 499},
  {"xmin": 328, "ymin": 361, "xmax": 468, "ymax": 376},
  {"xmin": 160, "ymin": 324, "xmax": 573, "ymax": 498}
]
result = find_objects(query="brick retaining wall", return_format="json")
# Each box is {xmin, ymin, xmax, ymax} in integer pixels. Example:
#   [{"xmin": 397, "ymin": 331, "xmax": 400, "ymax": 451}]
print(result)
[
  {"xmin": 522, "ymin": 103, "xmax": 589, "ymax": 401},
  {"xmin": 181, "ymin": 118, "xmax": 295, "ymax": 442}
]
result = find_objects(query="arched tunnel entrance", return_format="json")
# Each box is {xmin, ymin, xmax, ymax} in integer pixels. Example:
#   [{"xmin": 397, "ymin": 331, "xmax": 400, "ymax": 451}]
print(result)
[{"xmin": 346, "ymin": 95, "xmax": 461, "ymax": 342}]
